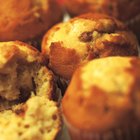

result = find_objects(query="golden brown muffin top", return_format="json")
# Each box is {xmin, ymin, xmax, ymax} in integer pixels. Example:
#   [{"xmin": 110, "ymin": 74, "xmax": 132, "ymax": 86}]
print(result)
[
  {"xmin": 0, "ymin": 0, "xmax": 63, "ymax": 41},
  {"xmin": 64, "ymin": 0, "xmax": 140, "ymax": 21},
  {"xmin": 62, "ymin": 57, "xmax": 140, "ymax": 132},
  {"xmin": 42, "ymin": 13, "xmax": 139, "ymax": 80},
  {"xmin": 0, "ymin": 41, "xmax": 44, "ymax": 68}
]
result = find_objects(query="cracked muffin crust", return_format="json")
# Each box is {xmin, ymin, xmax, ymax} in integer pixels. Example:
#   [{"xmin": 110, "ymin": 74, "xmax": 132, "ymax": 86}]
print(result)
[
  {"xmin": 62, "ymin": 56, "xmax": 140, "ymax": 140},
  {"xmin": 42, "ymin": 13, "xmax": 139, "ymax": 80},
  {"xmin": 0, "ymin": 0, "xmax": 63, "ymax": 48}
]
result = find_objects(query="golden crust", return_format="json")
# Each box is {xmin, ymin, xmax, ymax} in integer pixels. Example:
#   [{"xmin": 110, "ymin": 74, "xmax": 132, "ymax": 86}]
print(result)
[
  {"xmin": 0, "ymin": 0, "xmax": 63, "ymax": 41},
  {"xmin": 62, "ymin": 56, "xmax": 140, "ymax": 132},
  {"xmin": 0, "ymin": 41, "xmax": 45, "ymax": 68},
  {"xmin": 42, "ymin": 13, "xmax": 139, "ymax": 80}
]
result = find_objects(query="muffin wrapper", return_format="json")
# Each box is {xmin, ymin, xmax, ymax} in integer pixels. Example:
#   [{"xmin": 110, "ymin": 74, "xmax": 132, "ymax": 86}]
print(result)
[{"xmin": 63, "ymin": 117, "xmax": 140, "ymax": 140}]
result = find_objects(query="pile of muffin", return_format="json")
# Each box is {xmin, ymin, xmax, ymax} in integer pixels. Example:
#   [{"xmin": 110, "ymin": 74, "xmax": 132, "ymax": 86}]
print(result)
[{"xmin": 0, "ymin": 0, "xmax": 140, "ymax": 140}]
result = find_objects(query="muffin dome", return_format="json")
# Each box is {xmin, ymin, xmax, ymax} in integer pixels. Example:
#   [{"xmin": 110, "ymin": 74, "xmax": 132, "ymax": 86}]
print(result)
[
  {"xmin": 0, "ymin": 0, "xmax": 63, "ymax": 42},
  {"xmin": 62, "ymin": 56, "xmax": 140, "ymax": 132},
  {"xmin": 42, "ymin": 13, "xmax": 139, "ymax": 80}
]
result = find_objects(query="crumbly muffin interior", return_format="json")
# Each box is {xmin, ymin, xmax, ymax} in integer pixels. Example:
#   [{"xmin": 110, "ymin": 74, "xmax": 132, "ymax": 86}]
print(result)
[
  {"xmin": 0, "ymin": 41, "xmax": 61, "ymax": 140},
  {"xmin": 0, "ymin": 96, "xmax": 61, "ymax": 140},
  {"xmin": 0, "ymin": 58, "xmax": 53, "ymax": 111}
]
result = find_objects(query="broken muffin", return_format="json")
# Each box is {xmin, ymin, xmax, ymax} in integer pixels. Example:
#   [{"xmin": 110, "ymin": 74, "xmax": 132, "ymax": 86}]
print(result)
[{"xmin": 0, "ymin": 41, "xmax": 61, "ymax": 140}]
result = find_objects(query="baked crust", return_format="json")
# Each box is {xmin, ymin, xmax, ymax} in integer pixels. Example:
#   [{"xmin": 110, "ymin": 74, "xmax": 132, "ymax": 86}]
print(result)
[
  {"xmin": 0, "ymin": 41, "xmax": 45, "ymax": 67},
  {"xmin": 62, "ymin": 56, "xmax": 140, "ymax": 132},
  {"xmin": 42, "ymin": 13, "xmax": 139, "ymax": 80},
  {"xmin": 0, "ymin": 0, "xmax": 63, "ymax": 41}
]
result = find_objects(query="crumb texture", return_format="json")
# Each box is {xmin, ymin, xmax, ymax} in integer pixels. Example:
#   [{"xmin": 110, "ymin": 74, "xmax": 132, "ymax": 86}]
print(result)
[
  {"xmin": 0, "ymin": 41, "xmax": 61, "ymax": 140},
  {"xmin": 0, "ymin": 96, "xmax": 61, "ymax": 140}
]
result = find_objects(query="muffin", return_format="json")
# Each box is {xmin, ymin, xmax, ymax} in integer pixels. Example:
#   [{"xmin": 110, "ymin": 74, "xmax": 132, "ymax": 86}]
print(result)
[
  {"xmin": 0, "ymin": 41, "xmax": 61, "ymax": 139},
  {"xmin": 62, "ymin": 56, "xmax": 140, "ymax": 140},
  {"xmin": 0, "ymin": 96, "xmax": 61, "ymax": 140},
  {"xmin": 0, "ymin": 40, "xmax": 60, "ymax": 109},
  {"xmin": 63, "ymin": 0, "xmax": 140, "ymax": 38},
  {"xmin": 0, "ymin": 0, "xmax": 63, "ymax": 49},
  {"xmin": 42, "ymin": 13, "xmax": 139, "ymax": 81}
]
